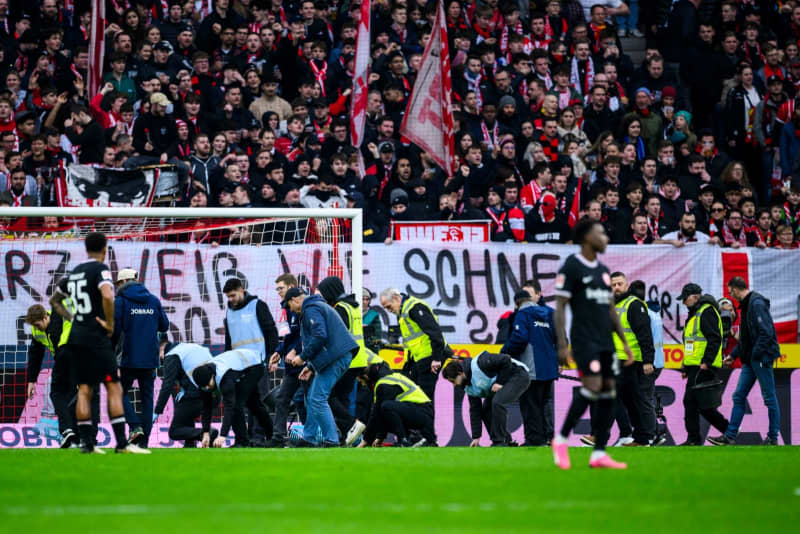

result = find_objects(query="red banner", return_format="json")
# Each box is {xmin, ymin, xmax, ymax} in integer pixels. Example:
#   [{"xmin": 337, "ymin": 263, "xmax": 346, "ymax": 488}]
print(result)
[
  {"xmin": 88, "ymin": 0, "xmax": 105, "ymax": 100},
  {"xmin": 400, "ymin": 0, "xmax": 456, "ymax": 176},
  {"xmin": 392, "ymin": 221, "xmax": 490, "ymax": 243}
]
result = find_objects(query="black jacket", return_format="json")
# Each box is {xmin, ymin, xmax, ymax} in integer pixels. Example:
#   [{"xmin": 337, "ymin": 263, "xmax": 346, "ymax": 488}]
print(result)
[
  {"xmin": 732, "ymin": 292, "xmax": 781, "ymax": 364},
  {"xmin": 133, "ymin": 112, "xmax": 179, "ymax": 158},
  {"xmin": 465, "ymin": 353, "xmax": 527, "ymax": 438},
  {"xmin": 65, "ymin": 120, "xmax": 105, "ymax": 164},
  {"xmin": 153, "ymin": 352, "xmax": 201, "ymax": 415},
  {"xmin": 616, "ymin": 292, "xmax": 655, "ymax": 365},
  {"xmin": 687, "ymin": 294, "xmax": 723, "ymax": 367},
  {"xmin": 583, "ymin": 105, "xmax": 622, "ymax": 144},
  {"xmin": 223, "ymin": 293, "xmax": 279, "ymax": 357}
]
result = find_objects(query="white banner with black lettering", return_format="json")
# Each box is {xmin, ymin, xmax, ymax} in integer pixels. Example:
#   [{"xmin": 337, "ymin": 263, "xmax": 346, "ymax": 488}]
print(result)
[{"xmin": 0, "ymin": 241, "xmax": 735, "ymax": 347}]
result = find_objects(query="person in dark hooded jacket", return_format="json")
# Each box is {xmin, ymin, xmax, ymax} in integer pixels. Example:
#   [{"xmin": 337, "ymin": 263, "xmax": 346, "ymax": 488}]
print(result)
[
  {"xmin": 317, "ymin": 275, "xmax": 382, "ymax": 445},
  {"xmin": 502, "ymin": 289, "xmax": 559, "ymax": 446},
  {"xmin": 112, "ymin": 269, "xmax": 169, "ymax": 448},
  {"xmin": 405, "ymin": 179, "xmax": 436, "ymax": 220}
]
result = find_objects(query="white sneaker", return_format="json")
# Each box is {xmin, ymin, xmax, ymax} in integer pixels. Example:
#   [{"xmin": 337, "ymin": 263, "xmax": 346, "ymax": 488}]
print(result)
[
  {"xmin": 115, "ymin": 443, "xmax": 152, "ymax": 454},
  {"xmin": 631, "ymin": 29, "xmax": 645, "ymax": 38},
  {"xmin": 614, "ymin": 436, "xmax": 635, "ymax": 446},
  {"xmin": 345, "ymin": 420, "xmax": 366, "ymax": 447},
  {"xmin": 617, "ymin": 28, "xmax": 627, "ymax": 37},
  {"xmin": 92, "ymin": 447, "xmax": 106, "ymax": 455}
]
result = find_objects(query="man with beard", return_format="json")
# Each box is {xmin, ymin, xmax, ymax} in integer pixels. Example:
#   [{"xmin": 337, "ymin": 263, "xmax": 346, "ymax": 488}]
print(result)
[
  {"xmin": 662, "ymin": 212, "xmax": 711, "ymax": 244},
  {"xmin": 0, "ymin": 168, "xmax": 37, "ymax": 207}
]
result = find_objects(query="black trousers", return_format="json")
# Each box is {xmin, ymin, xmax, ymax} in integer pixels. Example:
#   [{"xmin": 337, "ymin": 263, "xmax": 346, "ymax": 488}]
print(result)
[
  {"xmin": 229, "ymin": 365, "xmax": 273, "ymax": 445},
  {"xmin": 618, "ymin": 362, "xmax": 656, "ymax": 444},
  {"xmin": 375, "ymin": 400, "xmax": 436, "ymax": 443},
  {"xmin": 168, "ymin": 395, "xmax": 204, "ymax": 446},
  {"xmin": 406, "ymin": 356, "xmax": 439, "ymax": 410},
  {"xmin": 330, "ymin": 367, "xmax": 359, "ymax": 437},
  {"xmin": 51, "ymin": 353, "xmax": 99, "ymax": 435},
  {"xmin": 683, "ymin": 366, "xmax": 729, "ymax": 442},
  {"xmin": 488, "ymin": 370, "xmax": 530, "ymax": 444},
  {"xmin": 519, "ymin": 379, "xmax": 553, "ymax": 445},
  {"xmin": 271, "ymin": 372, "xmax": 308, "ymax": 441}
]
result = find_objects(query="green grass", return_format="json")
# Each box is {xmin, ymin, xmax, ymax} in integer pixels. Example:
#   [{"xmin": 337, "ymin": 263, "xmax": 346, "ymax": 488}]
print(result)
[{"xmin": 1, "ymin": 447, "xmax": 798, "ymax": 533}]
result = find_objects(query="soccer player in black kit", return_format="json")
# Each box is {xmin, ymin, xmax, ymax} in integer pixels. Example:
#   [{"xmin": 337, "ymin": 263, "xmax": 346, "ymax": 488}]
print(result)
[
  {"xmin": 49, "ymin": 232, "xmax": 150, "ymax": 454},
  {"xmin": 552, "ymin": 219, "xmax": 634, "ymax": 469}
]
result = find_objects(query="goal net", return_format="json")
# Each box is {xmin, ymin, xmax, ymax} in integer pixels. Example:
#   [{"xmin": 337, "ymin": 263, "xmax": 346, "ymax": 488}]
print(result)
[{"xmin": 0, "ymin": 207, "xmax": 362, "ymax": 448}]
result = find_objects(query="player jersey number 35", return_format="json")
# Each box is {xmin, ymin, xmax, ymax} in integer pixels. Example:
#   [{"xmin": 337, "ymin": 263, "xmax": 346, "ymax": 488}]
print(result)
[{"xmin": 57, "ymin": 261, "xmax": 114, "ymax": 341}]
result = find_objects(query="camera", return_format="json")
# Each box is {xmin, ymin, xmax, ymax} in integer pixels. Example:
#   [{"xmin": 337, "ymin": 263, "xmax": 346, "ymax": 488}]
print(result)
[{"xmin": 720, "ymin": 308, "xmax": 735, "ymax": 339}]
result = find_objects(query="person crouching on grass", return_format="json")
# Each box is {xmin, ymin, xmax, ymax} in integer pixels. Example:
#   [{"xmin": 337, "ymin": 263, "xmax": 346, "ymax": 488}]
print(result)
[{"xmin": 442, "ymin": 352, "xmax": 531, "ymax": 447}]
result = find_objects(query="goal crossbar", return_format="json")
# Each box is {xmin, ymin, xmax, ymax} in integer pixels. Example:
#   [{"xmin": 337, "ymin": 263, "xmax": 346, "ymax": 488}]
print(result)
[{"xmin": 0, "ymin": 206, "xmax": 364, "ymax": 312}]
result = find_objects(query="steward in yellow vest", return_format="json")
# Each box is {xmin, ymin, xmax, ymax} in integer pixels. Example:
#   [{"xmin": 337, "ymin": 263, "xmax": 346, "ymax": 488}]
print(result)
[
  {"xmin": 378, "ymin": 289, "xmax": 454, "ymax": 404},
  {"xmin": 677, "ymin": 283, "xmax": 729, "ymax": 445},
  {"xmin": 609, "ymin": 273, "xmax": 656, "ymax": 446},
  {"xmin": 24, "ymin": 303, "xmax": 85, "ymax": 448},
  {"xmin": 357, "ymin": 359, "xmax": 437, "ymax": 448}
]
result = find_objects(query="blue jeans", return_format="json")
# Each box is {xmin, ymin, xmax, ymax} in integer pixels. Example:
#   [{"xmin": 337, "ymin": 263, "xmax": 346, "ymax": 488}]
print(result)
[
  {"xmin": 121, "ymin": 368, "xmax": 156, "ymax": 444},
  {"xmin": 617, "ymin": 0, "xmax": 638, "ymax": 31},
  {"xmin": 303, "ymin": 356, "xmax": 352, "ymax": 444},
  {"xmin": 726, "ymin": 360, "xmax": 780, "ymax": 441}
]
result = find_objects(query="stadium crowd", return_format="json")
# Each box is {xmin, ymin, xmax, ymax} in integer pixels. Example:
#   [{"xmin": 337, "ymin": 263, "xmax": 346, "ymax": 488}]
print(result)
[{"xmin": 0, "ymin": 0, "xmax": 799, "ymax": 248}]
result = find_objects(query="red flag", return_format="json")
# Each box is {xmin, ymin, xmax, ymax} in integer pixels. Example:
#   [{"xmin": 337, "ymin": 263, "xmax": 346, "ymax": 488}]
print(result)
[
  {"xmin": 349, "ymin": 0, "xmax": 371, "ymax": 151},
  {"xmin": 88, "ymin": 0, "xmax": 106, "ymax": 101},
  {"xmin": 400, "ymin": 0, "xmax": 456, "ymax": 176},
  {"xmin": 568, "ymin": 177, "xmax": 582, "ymax": 228}
]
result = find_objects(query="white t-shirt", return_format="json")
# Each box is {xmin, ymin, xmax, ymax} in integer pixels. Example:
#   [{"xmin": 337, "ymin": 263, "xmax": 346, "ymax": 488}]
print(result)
[
  {"xmin": 661, "ymin": 230, "xmax": 711, "ymax": 243},
  {"xmin": 580, "ymin": 0, "xmax": 623, "ymax": 22}
]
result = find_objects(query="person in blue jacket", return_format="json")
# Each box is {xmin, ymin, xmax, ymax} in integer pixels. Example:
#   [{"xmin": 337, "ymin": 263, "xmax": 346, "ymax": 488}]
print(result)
[
  {"xmin": 501, "ymin": 288, "xmax": 559, "ymax": 446},
  {"xmin": 285, "ymin": 287, "xmax": 358, "ymax": 447},
  {"xmin": 112, "ymin": 268, "xmax": 169, "ymax": 448}
]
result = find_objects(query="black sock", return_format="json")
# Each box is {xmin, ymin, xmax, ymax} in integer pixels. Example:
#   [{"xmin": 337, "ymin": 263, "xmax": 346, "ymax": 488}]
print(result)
[
  {"xmin": 77, "ymin": 420, "xmax": 93, "ymax": 448},
  {"xmin": 110, "ymin": 416, "xmax": 127, "ymax": 448},
  {"xmin": 593, "ymin": 396, "xmax": 616, "ymax": 451},
  {"xmin": 559, "ymin": 388, "xmax": 592, "ymax": 438}
]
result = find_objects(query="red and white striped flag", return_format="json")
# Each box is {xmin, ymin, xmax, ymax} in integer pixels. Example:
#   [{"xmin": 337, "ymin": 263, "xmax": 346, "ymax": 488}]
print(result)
[
  {"xmin": 349, "ymin": 0, "xmax": 371, "ymax": 157},
  {"xmin": 567, "ymin": 177, "xmax": 582, "ymax": 228},
  {"xmin": 399, "ymin": 0, "xmax": 456, "ymax": 176},
  {"xmin": 88, "ymin": 0, "xmax": 106, "ymax": 101}
]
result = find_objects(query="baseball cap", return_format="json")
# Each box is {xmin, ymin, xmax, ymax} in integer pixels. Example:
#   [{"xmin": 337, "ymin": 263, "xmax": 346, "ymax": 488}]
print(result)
[
  {"xmin": 767, "ymin": 74, "xmax": 783, "ymax": 85},
  {"xmin": 117, "ymin": 268, "xmax": 138, "ymax": 283},
  {"xmin": 378, "ymin": 141, "xmax": 395, "ymax": 153},
  {"xmin": 282, "ymin": 287, "xmax": 306, "ymax": 305},
  {"xmin": 154, "ymin": 40, "xmax": 173, "ymax": 52},
  {"xmin": 150, "ymin": 92, "xmax": 170, "ymax": 106},
  {"xmin": 678, "ymin": 283, "xmax": 702, "ymax": 301}
]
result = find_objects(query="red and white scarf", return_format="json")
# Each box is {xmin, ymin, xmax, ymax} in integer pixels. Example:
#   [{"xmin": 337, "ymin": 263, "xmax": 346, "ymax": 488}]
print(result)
[
  {"xmin": 499, "ymin": 21, "xmax": 523, "ymax": 53},
  {"xmin": 309, "ymin": 59, "xmax": 328, "ymax": 96},
  {"xmin": 480, "ymin": 120, "xmax": 499, "ymax": 148},
  {"xmin": 570, "ymin": 56, "xmax": 594, "ymax": 96},
  {"xmin": 721, "ymin": 222, "xmax": 748, "ymax": 247}
]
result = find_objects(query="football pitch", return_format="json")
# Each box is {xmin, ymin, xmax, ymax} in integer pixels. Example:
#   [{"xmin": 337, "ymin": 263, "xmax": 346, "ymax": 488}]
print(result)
[{"xmin": 1, "ymin": 447, "xmax": 798, "ymax": 533}]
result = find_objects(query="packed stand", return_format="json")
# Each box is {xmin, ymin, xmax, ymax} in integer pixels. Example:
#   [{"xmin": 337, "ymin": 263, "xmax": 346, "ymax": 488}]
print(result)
[{"xmin": 0, "ymin": 0, "xmax": 798, "ymax": 248}]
